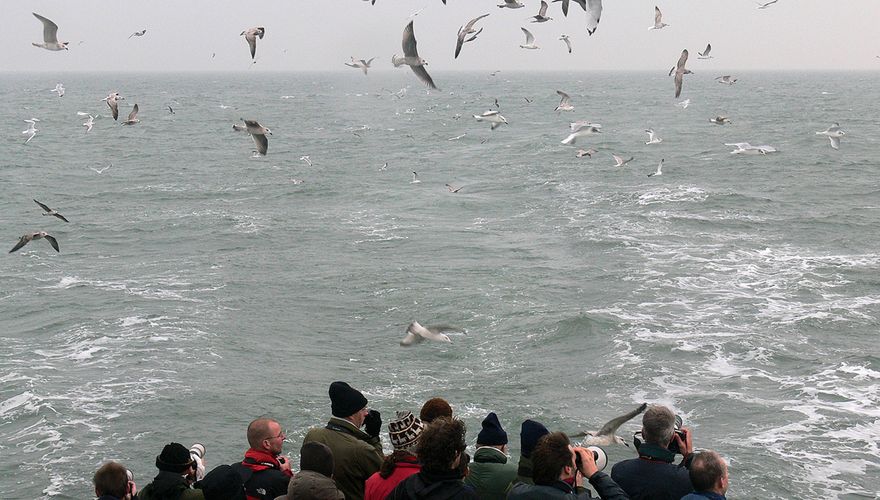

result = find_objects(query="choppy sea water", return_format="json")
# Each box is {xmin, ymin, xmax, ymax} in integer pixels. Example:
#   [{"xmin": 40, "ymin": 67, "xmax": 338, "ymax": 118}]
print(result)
[{"xmin": 0, "ymin": 71, "xmax": 878, "ymax": 499}]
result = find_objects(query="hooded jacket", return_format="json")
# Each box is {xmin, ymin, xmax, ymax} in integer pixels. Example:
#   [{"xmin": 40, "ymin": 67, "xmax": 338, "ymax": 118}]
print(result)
[
  {"xmin": 364, "ymin": 456, "xmax": 421, "ymax": 500},
  {"xmin": 463, "ymin": 446, "xmax": 517, "ymax": 500},
  {"xmin": 507, "ymin": 471, "xmax": 628, "ymax": 500},
  {"xmin": 233, "ymin": 448, "xmax": 293, "ymax": 500},
  {"xmin": 286, "ymin": 470, "xmax": 344, "ymax": 500},
  {"xmin": 302, "ymin": 417, "xmax": 383, "ymax": 500},
  {"xmin": 385, "ymin": 469, "xmax": 478, "ymax": 500},
  {"xmin": 135, "ymin": 471, "xmax": 205, "ymax": 500}
]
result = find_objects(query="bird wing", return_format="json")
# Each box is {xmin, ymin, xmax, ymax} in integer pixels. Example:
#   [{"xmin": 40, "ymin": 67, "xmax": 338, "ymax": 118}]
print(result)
[
  {"xmin": 54, "ymin": 212, "xmax": 70, "ymax": 223},
  {"xmin": 402, "ymin": 21, "xmax": 419, "ymax": 58},
  {"xmin": 108, "ymin": 100, "xmax": 119, "ymax": 120},
  {"xmin": 595, "ymin": 403, "xmax": 648, "ymax": 437},
  {"xmin": 410, "ymin": 65, "xmax": 437, "ymax": 90},
  {"xmin": 127, "ymin": 103, "xmax": 139, "ymax": 121},
  {"xmin": 538, "ymin": 0, "xmax": 549, "ymax": 16},
  {"xmin": 33, "ymin": 13, "xmax": 60, "ymax": 44},
  {"xmin": 9, "ymin": 236, "xmax": 30, "ymax": 253},
  {"xmin": 556, "ymin": 90, "xmax": 571, "ymax": 106},
  {"xmin": 521, "ymin": 27, "xmax": 535, "ymax": 45},
  {"xmin": 482, "ymin": 110, "xmax": 500, "ymax": 117},
  {"xmin": 829, "ymin": 136, "xmax": 840, "ymax": 149},
  {"xmin": 33, "ymin": 199, "xmax": 52, "ymax": 213},
  {"xmin": 455, "ymin": 29, "xmax": 466, "ymax": 59},
  {"xmin": 654, "ymin": 6, "xmax": 663, "ymax": 25},
  {"xmin": 674, "ymin": 71, "xmax": 683, "ymax": 98},
  {"xmin": 586, "ymin": 0, "xmax": 602, "ymax": 35},
  {"xmin": 464, "ymin": 13, "xmax": 490, "ymax": 32},
  {"xmin": 676, "ymin": 49, "xmax": 689, "ymax": 70},
  {"xmin": 45, "ymin": 235, "xmax": 60, "ymax": 252},
  {"xmin": 425, "ymin": 325, "xmax": 464, "ymax": 335},
  {"xmin": 251, "ymin": 133, "xmax": 268, "ymax": 155},
  {"xmin": 400, "ymin": 329, "xmax": 424, "ymax": 346},
  {"xmin": 246, "ymin": 34, "xmax": 258, "ymax": 59},
  {"xmin": 563, "ymin": 37, "xmax": 572, "ymax": 52},
  {"xmin": 702, "ymin": 43, "xmax": 711, "ymax": 56},
  {"xmin": 344, "ymin": 62, "xmax": 358, "ymax": 68}
]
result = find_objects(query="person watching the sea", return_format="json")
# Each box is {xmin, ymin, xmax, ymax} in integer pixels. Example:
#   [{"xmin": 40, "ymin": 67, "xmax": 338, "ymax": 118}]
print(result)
[
  {"xmin": 232, "ymin": 417, "xmax": 293, "ymax": 500},
  {"xmin": 681, "ymin": 450, "xmax": 729, "ymax": 500}
]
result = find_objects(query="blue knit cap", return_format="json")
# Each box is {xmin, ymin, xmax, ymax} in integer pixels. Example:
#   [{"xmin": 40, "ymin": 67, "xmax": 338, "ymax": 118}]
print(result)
[
  {"xmin": 477, "ymin": 412, "xmax": 508, "ymax": 445},
  {"xmin": 520, "ymin": 419, "xmax": 549, "ymax": 458}
]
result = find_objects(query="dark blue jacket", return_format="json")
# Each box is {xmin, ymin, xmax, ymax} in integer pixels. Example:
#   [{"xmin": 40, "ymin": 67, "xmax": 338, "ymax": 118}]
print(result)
[
  {"xmin": 507, "ymin": 472, "xmax": 629, "ymax": 500},
  {"xmin": 610, "ymin": 444, "xmax": 692, "ymax": 500},
  {"xmin": 681, "ymin": 493, "xmax": 725, "ymax": 500}
]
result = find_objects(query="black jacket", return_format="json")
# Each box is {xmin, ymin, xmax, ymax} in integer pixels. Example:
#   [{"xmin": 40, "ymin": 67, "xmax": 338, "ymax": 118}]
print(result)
[
  {"xmin": 610, "ymin": 444, "xmax": 692, "ymax": 500},
  {"xmin": 386, "ymin": 470, "xmax": 478, "ymax": 500},
  {"xmin": 507, "ymin": 472, "xmax": 629, "ymax": 500}
]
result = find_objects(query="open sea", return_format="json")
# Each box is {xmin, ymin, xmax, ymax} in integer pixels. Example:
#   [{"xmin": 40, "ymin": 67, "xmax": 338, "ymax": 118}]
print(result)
[{"xmin": 0, "ymin": 70, "xmax": 878, "ymax": 499}]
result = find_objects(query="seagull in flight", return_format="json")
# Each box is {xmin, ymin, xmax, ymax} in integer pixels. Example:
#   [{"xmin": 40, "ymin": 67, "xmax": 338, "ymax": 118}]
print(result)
[
  {"xmin": 300, "ymin": 155, "xmax": 312, "ymax": 166},
  {"xmin": 552, "ymin": 0, "xmax": 588, "ymax": 17},
  {"xmin": 9, "ymin": 231, "xmax": 60, "ymax": 254},
  {"xmin": 672, "ymin": 49, "xmax": 692, "ymax": 98},
  {"xmin": 561, "ymin": 121, "xmax": 601, "ymax": 145},
  {"xmin": 23, "ymin": 119, "xmax": 39, "ymax": 144},
  {"xmin": 77, "ymin": 112, "xmax": 96, "ymax": 132},
  {"xmin": 240, "ymin": 26, "xmax": 265, "ymax": 60},
  {"xmin": 345, "ymin": 57, "xmax": 376, "ymax": 75},
  {"xmin": 400, "ymin": 321, "xmax": 463, "ymax": 346},
  {"xmin": 89, "ymin": 163, "xmax": 112, "ymax": 174},
  {"xmin": 519, "ymin": 27, "xmax": 539, "ymax": 49},
  {"xmin": 645, "ymin": 129, "xmax": 663, "ymax": 144},
  {"xmin": 530, "ymin": 1, "xmax": 553, "ymax": 22},
  {"xmin": 497, "ymin": 0, "xmax": 525, "ymax": 8},
  {"xmin": 455, "ymin": 13, "xmax": 490, "ymax": 59},
  {"xmin": 576, "ymin": 148, "xmax": 598, "ymax": 158},
  {"xmin": 572, "ymin": 403, "xmax": 648, "ymax": 446},
  {"xmin": 698, "ymin": 43, "xmax": 713, "ymax": 59},
  {"xmin": 815, "ymin": 123, "xmax": 845, "ymax": 149},
  {"xmin": 240, "ymin": 119, "xmax": 271, "ymax": 156},
  {"xmin": 584, "ymin": 0, "xmax": 603, "ymax": 36},
  {"xmin": 446, "ymin": 184, "xmax": 463, "ymax": 193},
  {"xmin": 33, "ymin": 199, "xmax": 69, "ymax": 222},
  {"xmin": 676, "ymin": 98, "xmax": 690, "ymax": 109},
  {"xmin": 649, "ymin": 5, "xmax": 669, "ymax": 30},
  {"xmin": 612, "ymin": 154, "xmax": 634, "ymax": 167},
  {"xmin": 129, "ymin": 29, "xmax": 147, "ymax": 39},
  {"xmin": 50, "ymin": 83, "xmax": 65, "ymax": 97},
  {"xmin": 103, "ymin": 92, "xmax": 124, "ymax": 121},
  {"xmin": 710, "ymin": 115, "xmax": 732, "ymax": 125},
  {"xmin": 121, "ymin": 104, "xmax": 140, "ymax": 125},
  {"xmin": 716, "ymin": 75, "xmax": 738, "ymax": 85},
  {"xmin": 725, "ymin": 142, "xmax": 777, "ymax": 155},
  {"xmin": 32, "ymin": 13, "xmax": 69, "ymax": 51},
  {"xmin": 473, "ymin": 110, "xmax": 508, "ymax": 130},
  {"xmin": 756, "ymin": 0, "xmax": 779, "ymax": 9},
  {"xmin": 555, "ymin": 90, "xmax": 574, "ymax": 112},
  {"xmin": 559, "ymin": 34, "xmax": 572, "ymax": 53},
  {"xmin": 392, "ymin": 21, "xmax": 437, "ymax": 90},
  {"xmin": 647, "ymin": 159, "xmax": 664, "ymax": 176},
  {"xmin": 411, "ymin": 171, "xmax": 421, "ymax": 184}
]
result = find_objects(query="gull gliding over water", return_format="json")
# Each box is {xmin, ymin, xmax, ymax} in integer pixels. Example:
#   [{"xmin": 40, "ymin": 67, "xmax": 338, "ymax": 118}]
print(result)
[
  {"xmin": 585, "ymin": 0, "xmax": 603, "ymax": 36},
  {"xmin": 673, "ymin": 49, "xmax": 692, "ymax": 98},
  {"xmin": 676, "ymin": 98, "xmax": 690, "ymax": 108},
  {"xmin": 725, "ymin": 142, "xmax": 777, "ymax": 155},
  {"xmin": 559, "ymin": 34, "xmax": 572, "ymax": 53},
  {"xmin": 34, "ymin": 199, "xmax": 69, "ymax": 222},
  {"xmin": 612, "ymin": 154, "xmax": 634, "ymax": 167},
  {"xmin": 241, "ymin": 119, "xmax": 271, "ymax": 156},
  {"xmin": 757, "ymin": 0, "xmax": 780, "ymax": 9},
  {"xmin": 710, "ymin": 115, "xmax": 732, "ymax": 125},
  {"xmin": 129, "ymin": 29, "xmax": 147, "ymax": 39},
  {"xmin": 345, "ymin": 57, "xmax": 376, "ymax": 75},
  {"xmin": 530, "ymin": 1, "xmax": 553, "ymax": 22},
  {"xmin": 649, "ymin": 6, "xmax": 669, "ymax": 30},
  {"xmin": 716, "ymin": 75, "xmax": 738, "ymax": 85},
  {"xmin": 77, "ymin": 112, "xmax": 95, "ymax": 132},
  {"xmin": 23, "ymin": 119, "xmax": 39, "ymax": 144},
  {"xmin": 816, "ymin": 123, "xmax": 845, "ymax": 149},
  {"xmin": 576, "ymin": 148, "xmax": 598, "ymax": 158},
  {"xmin": 647, "ymin": 159, "xmax": 664, "ymax": 177},
  {"xmin": 455, "ymin": 13, "xmax": 490, "ymax": 59},
  {"xmin": 9, "ymin": 232, "xmax": 59, "ymax": 254},
  {"xmin": 645, "ymin": 129, "xmax": 663, "ymax": 144},
  {"xmin": 519, "ymin": 27, "xmax": 539, "ymax": 49},
  {"xmin": 240, "ymin": 26, "xmax": 265, "ymax": 60},
  {"xmin": 410, "ymin": 171, "xmax": 421, "ymax": 184},
  {"xmin": 498, "ymin": 0, "xmax": 525, "ymax": 8},
  {"xmin": 392, "ymin": 21, "xmax": 438, "ymax": 90},
  {"xmin": 103, "ymin": 92, "xmax": 124, "ymax": 121},
  {"xmin": 698, "ymin": 43, "xmax": 713, "ymax": 59},
  {"xmin": 473, "ymin": 110, "xmax": 508, "ymax": 130},
  {"xmin": 573, "ymin": 403, "xmax": 648, "ymax": 447},
  {"xmin": 121, "ymin": 104, "xmax": 140, "ymax": 125},
  {"xmin": 50, "ymin": 83, "xmax": 65, "ymax": 97},
  {"xmin": 555, "ymin": 90, "xmax": 574, "ymax": 112},
  {"xmin": 561, "ymin": 121, "xmax": 601, "ymax": 145},
  {"xmin": 32, "ymin": 13, "xmax": 69, "ymax": 51},
  {"xmin": 400, "ymin": 321, "xmax": 463, "ymax": 346}
]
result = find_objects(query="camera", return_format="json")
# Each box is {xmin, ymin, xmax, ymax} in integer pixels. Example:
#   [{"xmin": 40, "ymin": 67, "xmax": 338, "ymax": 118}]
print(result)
[
  {"xmin": 190, "ymin": 443, "xmax": 206, "ymax": 481},
  {"xmin": 632, "ymin": 414, "xmax": 686, "ymax": 454},
  {"xmin": 573, "ymin": 446, "xmax": 608, "ymax": 472}
]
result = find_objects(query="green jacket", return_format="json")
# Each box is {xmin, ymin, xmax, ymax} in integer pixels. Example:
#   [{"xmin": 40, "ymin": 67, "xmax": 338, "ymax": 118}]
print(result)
[
  {"xmin": 463, "ymin": 446, "xmax": 518, "ymax": 500},
  {"xmin": 514, "ymin": 455, "xmax": 535, "ymax": 486},
  {"xmin": 303, "ymin": 417, "xmax": 383, "ymax": 500},
  {"xmin": 136, "ymin": 471, "xmax": 205, "ymax": 500}
]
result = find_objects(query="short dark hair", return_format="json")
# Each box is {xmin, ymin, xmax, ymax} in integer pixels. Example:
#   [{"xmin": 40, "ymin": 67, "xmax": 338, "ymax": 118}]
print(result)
[
  {"xmin": 416, "ymin": 417, "xmax": 466, "ymax": 474},
  {"xmin": 300, "ymin": 441, "xmax": 335, "ymax": 478},
  {"xmin": 689, "ymin": 450, "xmax": 726, "ymax": 491},
  {"xmin": 642, "ymin": 405, "xmax": 675, "ymax": 445},
  {"xmin": 94, "ymin": 461, "xmax": 128, "ymax": 498},
  {"xmin": 247, "ymin": 417, "xmax": 277, "ymax": 449},
  {"xmin": 531, "ymin": 432, "xmax": 573, "ymax": 485}
]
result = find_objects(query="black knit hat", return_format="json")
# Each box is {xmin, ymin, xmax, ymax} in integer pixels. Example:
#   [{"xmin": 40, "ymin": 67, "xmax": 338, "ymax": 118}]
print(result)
[
  {"xmin": 197, "ymin": 464, "xmax": 246, "ymax": 500},
  {"xmin": 477, "ymin": 412, "xmax": 508, "ymax": 445},
  {"xmin": 520, "ymin": 419, "xmax": 549, "ymax": 458},
  {"xmin": 329, "ymin": 381, "xmax": 368, "ymax": 418},
  {"xmin": 155, "ymin": 442, "xmax": 194, "ymax": 473}
]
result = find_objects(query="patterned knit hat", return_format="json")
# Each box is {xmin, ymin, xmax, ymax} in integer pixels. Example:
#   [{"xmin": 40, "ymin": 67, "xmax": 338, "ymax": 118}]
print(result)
[{"xmin": 388, "ymin": 411, "xmax": 425, "ymax": 452}]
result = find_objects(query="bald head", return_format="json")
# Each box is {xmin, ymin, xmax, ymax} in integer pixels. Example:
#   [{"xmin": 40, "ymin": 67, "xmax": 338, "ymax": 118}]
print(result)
[
  {"xmin": 247, "ymin": 417, "xmax": 278, "ymax": 449},
  {"xmin": 689, "ymin": 450, "xmax": 728, "ymax": 494}
]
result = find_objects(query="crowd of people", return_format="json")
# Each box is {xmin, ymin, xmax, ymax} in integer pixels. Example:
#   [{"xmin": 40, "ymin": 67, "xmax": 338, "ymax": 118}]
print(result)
[{"xmin": 93, "ymin": 381, "xmax": 730, "ymax": 500}]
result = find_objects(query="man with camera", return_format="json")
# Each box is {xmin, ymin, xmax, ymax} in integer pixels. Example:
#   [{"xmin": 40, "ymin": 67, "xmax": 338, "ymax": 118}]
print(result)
[
  {"xmin": 302, "ymin": 381, "xmax": 384, "ymax": 500},
  {"xmin": 136, "ymin": 442, "xmax": 205, "ymax": 500},
  {"xmin": 610, "ymin": 405, "xmax": 694, "ymax": 500},
  {"xmin": 508, "ymin": 432, "xmax": 628, "ymax": 499},
  {"xmin": 232, "ymin": 417, "xmax": 293, "ymax": 500}
]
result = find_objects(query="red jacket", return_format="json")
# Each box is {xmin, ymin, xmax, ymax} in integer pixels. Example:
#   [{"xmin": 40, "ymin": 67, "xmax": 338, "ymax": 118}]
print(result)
[{"xmin": 364, "ymin": 458, "xmax": 420, "ymax": 500}]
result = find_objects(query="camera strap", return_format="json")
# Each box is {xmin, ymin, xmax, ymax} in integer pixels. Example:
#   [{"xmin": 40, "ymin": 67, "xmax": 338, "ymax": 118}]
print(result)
[{"xmin": 325, "ymin": 422, "xmax": 374, "ymax": 444}]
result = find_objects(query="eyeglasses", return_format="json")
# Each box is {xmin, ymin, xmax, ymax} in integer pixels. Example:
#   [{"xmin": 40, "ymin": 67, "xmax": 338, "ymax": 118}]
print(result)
[{"xmin": 266, "ymin": 429, "xmax": 287, "ymax": 441}]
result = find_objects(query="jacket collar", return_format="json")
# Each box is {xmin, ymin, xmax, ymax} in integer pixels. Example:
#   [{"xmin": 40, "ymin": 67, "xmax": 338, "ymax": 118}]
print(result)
[
  {"xmin": 637, "ymin": 442, "xmax": 677, "ymax": 463},
  {"xmin": 691, "ymin": 492, "xmax": 726, "ymax": 500},
  {"xmin": 474, "ymin": 446, "xmax": 509, "ymax": 464},
  {"xmin": 328, "ymin": 416, "xmax": 368, "ymax": 436},
  {"xmin": 243, "ymin": 448, "xmax": 281, "ymax": 471}
]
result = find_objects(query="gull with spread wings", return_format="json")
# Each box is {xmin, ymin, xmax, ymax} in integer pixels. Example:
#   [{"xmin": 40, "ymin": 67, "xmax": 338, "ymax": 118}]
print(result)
[{"xmin": 392, "ymin": 21, "xmax": 437, "ymax": 90}]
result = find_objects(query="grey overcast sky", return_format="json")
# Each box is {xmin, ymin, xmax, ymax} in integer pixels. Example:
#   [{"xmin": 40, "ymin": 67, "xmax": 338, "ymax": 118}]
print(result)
[{"xmin": 2, "ymin": 1, "xmax": 879, "ymax": 73}]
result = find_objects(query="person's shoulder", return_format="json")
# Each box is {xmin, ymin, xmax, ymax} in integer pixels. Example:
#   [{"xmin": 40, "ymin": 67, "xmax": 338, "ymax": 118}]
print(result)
[{"xmin": 181, "ymin": 487, "xmax": 206, "ymax": 500}]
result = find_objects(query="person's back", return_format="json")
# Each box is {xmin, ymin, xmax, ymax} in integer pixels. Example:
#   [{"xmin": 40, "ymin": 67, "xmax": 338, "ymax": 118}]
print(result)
[
  {"xmin": 365, "ymin": 411, "xmax": 425, "ymax": 500},
  {"xmin": 462, "ymin": 413, "xmax": 517, "ymax": 500},
  {"xmin": 286, "ymin": 442, "xmax": 344, "ymax": 500},
  {"xmin": 138, "ymin": 443, "xmax": 205, "ymax": 500}
]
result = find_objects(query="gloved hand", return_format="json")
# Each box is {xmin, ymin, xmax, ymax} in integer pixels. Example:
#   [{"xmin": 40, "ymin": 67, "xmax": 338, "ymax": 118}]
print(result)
[{"xmin": 364, "ymin": 409, "xmax": 382, "ymax": 438}]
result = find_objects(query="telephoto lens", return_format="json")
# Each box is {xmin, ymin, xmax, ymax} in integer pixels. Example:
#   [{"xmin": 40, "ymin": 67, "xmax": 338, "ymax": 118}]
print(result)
[
  {"xmin": 190, "ymin": 443, "xmax": 206, "ymax": 481},
  {"xmin": 586, "ymin": 446, "xmax": 608, "ymax": 472}
]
